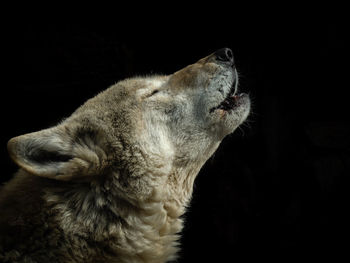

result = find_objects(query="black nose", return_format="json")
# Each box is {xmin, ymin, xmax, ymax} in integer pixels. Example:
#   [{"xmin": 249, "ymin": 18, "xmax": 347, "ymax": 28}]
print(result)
[{"xmin": 215, "ymin": 48, "xmax": 234, "ymax": 65}]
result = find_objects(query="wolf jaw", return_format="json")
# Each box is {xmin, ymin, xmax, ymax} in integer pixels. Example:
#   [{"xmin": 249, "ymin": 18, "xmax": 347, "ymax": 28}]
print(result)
[{"xmin": 209, "ymin": 69, "xmax": 246, "ymax": 113}]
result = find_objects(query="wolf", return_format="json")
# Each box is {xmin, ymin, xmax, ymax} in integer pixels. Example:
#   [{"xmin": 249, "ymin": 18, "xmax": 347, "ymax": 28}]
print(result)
[{"xmin": 0, "ymin": 48, "xmax": 250, "ymax": 263}]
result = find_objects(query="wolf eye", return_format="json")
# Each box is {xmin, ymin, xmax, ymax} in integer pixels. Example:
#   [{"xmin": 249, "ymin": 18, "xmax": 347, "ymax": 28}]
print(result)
[{"xmin": 149, "ymin": 90, "xmax": 159, "ymax": 96}]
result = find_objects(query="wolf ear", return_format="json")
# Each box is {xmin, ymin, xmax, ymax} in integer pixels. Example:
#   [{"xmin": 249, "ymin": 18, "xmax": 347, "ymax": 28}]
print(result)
[{"xmin": 7, "ymin": 125, "xmax": 107, "ymax": 181}]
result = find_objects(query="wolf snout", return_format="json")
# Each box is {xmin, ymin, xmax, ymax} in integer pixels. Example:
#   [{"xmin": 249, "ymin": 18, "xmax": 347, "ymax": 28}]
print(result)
[{"xmin": 214, "ymin": 48, "xmax": 234, "ymax": 66}]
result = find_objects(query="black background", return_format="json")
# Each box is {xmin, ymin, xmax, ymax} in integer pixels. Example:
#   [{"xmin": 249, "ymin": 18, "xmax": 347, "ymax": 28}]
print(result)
[{"xmin": 1, "ymin": 13, "xmax": 349, "ymax": 261}]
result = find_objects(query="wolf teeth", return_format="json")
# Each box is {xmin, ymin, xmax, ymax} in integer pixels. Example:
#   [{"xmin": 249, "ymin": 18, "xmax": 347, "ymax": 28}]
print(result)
[{"xmin": 209, "ymin": 88, "xmax": 240, "ymax": 113}]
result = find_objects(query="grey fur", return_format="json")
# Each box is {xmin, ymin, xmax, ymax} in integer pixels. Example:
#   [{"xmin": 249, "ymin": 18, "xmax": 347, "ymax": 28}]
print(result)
[{"xmin": 0, "ymin": 51, "xmax": 250, "ymax": 263}]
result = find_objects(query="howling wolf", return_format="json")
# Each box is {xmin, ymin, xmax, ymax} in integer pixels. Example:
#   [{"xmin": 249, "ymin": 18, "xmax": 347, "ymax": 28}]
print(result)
[{"xmin": 0, "ymin": 48, "xmax": 250, "ymax": 263}]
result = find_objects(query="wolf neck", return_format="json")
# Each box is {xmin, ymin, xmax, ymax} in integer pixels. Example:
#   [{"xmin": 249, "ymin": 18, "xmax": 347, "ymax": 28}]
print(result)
[
  {"xmin": 44, "ymin": 173, "xmax": 184, "ymax": 262},
  {"xmin": 43, "ymin": 138, "xmax": 220, "ymax": 262},
  {"xmin": 169, "ymin": 140, "xmax": 222, "ymax": 206}
]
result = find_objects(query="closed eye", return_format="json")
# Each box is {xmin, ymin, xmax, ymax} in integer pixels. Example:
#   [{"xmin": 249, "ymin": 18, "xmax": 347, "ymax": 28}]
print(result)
[{"xmin": 148, "ymin": 89, "xmax": 159, "ymax": 97}]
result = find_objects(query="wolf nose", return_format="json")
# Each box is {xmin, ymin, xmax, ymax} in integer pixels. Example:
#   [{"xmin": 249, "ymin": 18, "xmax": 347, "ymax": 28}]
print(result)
[{"xmin": 215, "ymin": 48, "xmax": 234, "ymax": 65}]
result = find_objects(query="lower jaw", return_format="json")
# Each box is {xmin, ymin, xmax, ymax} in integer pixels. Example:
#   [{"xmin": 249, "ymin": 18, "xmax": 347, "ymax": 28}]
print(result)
[{"xmin": 210, "ymin": 93, "xmax": 247, "ymax": 113}]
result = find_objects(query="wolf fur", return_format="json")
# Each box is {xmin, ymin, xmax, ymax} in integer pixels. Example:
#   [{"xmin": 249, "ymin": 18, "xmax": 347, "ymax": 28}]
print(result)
[{"xmin": 0, "ymin": 49, "xmax": 250, "ymax": 262}]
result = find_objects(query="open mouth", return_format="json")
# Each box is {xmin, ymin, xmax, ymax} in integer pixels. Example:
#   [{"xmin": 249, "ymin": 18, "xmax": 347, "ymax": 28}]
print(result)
[{"xmin": 210, "ymin": 80, "xmax": 245, "ymax": 113}]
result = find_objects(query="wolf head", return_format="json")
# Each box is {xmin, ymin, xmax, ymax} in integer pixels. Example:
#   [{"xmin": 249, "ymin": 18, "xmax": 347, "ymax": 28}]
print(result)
[{"xmin": 8, "ymin": 48, "xmax": 250, "ymax": 205}]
